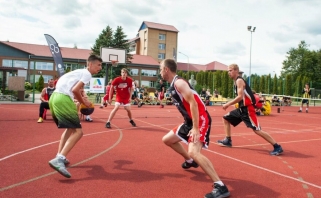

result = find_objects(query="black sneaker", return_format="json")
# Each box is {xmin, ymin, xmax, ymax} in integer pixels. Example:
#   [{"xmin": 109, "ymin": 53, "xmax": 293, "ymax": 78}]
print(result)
[
  {"xmin": 130, "ymin": 120, "xmax": 136, "ymax": 127},
  {"xmin": 270, "ymin": 145, "xmax": 283, "ymax": 156},
  {"xmin": 106, "ymin": 122, "xmax": 111, "ymax": 128},
  {"xmin": 182, "ymin": 160, "xmax": 199, "ymax": 169},
  {"xmin": 205, "ymin": 183, "xmax": 230, "ymax": 198},
  {"xmin": 298, "ymin": 110, "xmax": 302, "ymax": 112},
  {"xmin": 217, "ymin": 138, "xmax": 232, "ymax": 147},
  {"xmin": 306, "ymin": 110, "xmax": 308, "ymax": 113}
]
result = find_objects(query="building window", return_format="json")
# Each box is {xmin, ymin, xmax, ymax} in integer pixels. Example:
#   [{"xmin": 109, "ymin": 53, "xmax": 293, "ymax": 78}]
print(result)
[
  {"xmin": 141, "ymin": 69, "xmax": 157, "ymax": 77},
  {"xmin": 158, "ymin": 53, "xmax": 165, "ymax": 59},
  {"xmin": 30, "ymin": 61, "xmax": 54, "ymax": 70},
  {"xmin": 129, "ymin": 68, "xmax": 139, "ymax": 76},
  {"xmin": 30, "ymin": 75, "xmax": 54, "ymax": 83},
  {"xmin": 2, "ymin": 59, "xmax": 28, "ymax": 69},
  {"xmin": 141, "ymin": 80, "xmax": 156, "ymax": 88},
  {"xmin": 159, "ymin": 43, "xmax": 166, "ymax": 50},
  {"xmin": 159, "ymin": 34, "xmax": 166, "ymax": 40},
  {"xmin": 60, "ymin": 63, "xmax": 85, "ymax": 71}
]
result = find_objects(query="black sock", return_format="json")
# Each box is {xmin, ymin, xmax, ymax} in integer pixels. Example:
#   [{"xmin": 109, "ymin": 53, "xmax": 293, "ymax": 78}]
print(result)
[
  {"xmin": 273, "ymin": 143, "xmax": 279, "ymax": 148},
  {"xmin": 226, "ymin": 136, "xmax": 231, "ymax": 140}
]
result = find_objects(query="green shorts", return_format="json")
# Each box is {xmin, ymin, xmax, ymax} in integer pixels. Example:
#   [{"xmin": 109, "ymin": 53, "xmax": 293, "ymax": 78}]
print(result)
[{"xmin": 49, "ymin": 92, "xmax": 81, "ymax": 128}]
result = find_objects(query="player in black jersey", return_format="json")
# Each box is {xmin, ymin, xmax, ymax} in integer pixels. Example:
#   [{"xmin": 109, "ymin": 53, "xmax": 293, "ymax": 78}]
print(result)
[{"xmin": 160, "ymin": 59, "xmax": 230, "ymax": 198}]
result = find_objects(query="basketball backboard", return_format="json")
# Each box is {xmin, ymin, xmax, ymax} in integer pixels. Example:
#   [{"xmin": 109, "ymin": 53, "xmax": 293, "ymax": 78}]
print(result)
[{"xmin": 100, "ymin": 47, "xmax": 126, "ymax": 64}]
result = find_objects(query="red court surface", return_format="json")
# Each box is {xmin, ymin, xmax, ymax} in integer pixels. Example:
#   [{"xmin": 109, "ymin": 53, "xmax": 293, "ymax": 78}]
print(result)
[{"xmin": 0, "ymin": 104, "xmax": 321, "ymax": 198}]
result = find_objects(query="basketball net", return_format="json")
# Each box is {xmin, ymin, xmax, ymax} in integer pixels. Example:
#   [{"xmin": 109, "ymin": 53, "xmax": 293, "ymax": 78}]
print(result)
[{"xmin": 111, "ymin": 60, "xmax": 118, "ymax": 67}]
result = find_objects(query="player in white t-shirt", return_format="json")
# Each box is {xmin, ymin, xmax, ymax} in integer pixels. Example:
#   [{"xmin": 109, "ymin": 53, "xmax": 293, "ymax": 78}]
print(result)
[{"xmin": 48, "ymin": 55, "xmax": 102, "ymax": 178}]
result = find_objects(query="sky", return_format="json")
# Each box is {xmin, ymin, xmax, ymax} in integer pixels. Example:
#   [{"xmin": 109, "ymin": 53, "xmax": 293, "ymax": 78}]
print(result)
[{"xmin": 1, "ymin": 0, "xmax": 321, "ymax": 76}]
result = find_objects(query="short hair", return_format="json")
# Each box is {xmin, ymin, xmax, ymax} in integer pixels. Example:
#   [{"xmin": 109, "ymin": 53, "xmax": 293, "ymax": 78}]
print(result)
[
  {"xmin": 305, "ymin": 83, "xmax": 309, "ymax": 87},
  {"xmin": 161, "ymin": 59, "xmax": 177, "ymax": 73},
  {"xmin": 88, "ymin": 54, "xmax": 102, "ymax": 63},
  {"xmin": 121, "ymin": 68, "xmax": 128, "ymax": 74},
  {"xmin": 229, "ymin": 64, "xmax": 239, "ymax": 71}
]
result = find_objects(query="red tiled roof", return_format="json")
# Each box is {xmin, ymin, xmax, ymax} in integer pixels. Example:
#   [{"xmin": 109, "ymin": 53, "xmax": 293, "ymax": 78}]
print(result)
[
  {"xmin": 177, "ymin": 61, "xmax": 228, "ymax": 72},
  {"xmin": 141, "ymin": 21, "xmax": 179, "ymax": 32},
  {"xmin": 205, "ymin": 61, "xmax": 228, "ymax": 71},
  {"xmin": 0, "ymin": 41, "xmax": 91, "ymax": 60},
  {"xmin": 130, "ymin": 54, "xmax": 159, "ymax": 65},
  {"xmin": 127, "ymin": 36, "xmax": 140, "ymax": 43}
]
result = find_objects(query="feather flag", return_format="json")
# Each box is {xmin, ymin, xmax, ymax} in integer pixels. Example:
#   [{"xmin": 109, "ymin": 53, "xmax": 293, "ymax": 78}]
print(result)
[{"xmin": 44, "ymin": 34, "xmax": 65, "ymax": 77}]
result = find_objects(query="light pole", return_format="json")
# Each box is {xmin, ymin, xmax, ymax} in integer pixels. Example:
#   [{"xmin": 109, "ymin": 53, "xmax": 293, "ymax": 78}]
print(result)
[
  {"xmin": 179, "ymin": 52, "xmax": 189, "ymax": 80},
  {"xmin": 247, "ymin": 26, "xmax": 256, "ymax": 87},
  {"xmin": 282, "ymin": 78, "xmax": 285, "ymax": 95}
]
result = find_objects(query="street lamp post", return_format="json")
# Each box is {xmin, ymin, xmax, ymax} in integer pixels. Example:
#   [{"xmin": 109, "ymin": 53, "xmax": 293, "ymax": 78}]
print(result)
[
  {"xmin": 179, "ymin": 52, "xmax": 189, "ymax": 80},
  {"xmin": 282, "ymin": 78, "xmax": 285, "ymax": 95},
  {"xmin": 247, "ymin": 26, "xmax": 256, "ymax": 87}
]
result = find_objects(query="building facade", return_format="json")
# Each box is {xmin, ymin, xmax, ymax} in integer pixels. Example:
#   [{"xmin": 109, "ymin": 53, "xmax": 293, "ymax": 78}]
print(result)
[{"xmin": 128, "ymin": 21, "xmax": 179, "ymax": 62}]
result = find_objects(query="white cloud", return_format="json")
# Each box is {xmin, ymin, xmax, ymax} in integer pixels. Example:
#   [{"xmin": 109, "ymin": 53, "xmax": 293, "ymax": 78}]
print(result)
[{"xmin": 1, "ymin": 0, "xmax": 321, "ymax": 76}]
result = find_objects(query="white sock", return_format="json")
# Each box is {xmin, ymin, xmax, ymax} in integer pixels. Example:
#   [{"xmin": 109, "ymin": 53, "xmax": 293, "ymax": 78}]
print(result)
[
  {"xmin": 57, "ymin": 154, "xmax": 66, "ymax": 160},
  {"xmin": 300, "ymin": 107, "xmax": 302, "ymax": 110},
  {"xmin": 186, "ymin": 158, "xmax": 193, "ymax": 163},
  {"xmin": 306, "ymin": 108, "xmax": 308, "ymax": 110},
  {"xmin": 214, "ymin": 181, "xmax": 224, "ymax": 186},
  {"xmin": 86, "ymin": 115, "xmax": 90, "ymax": 119}
]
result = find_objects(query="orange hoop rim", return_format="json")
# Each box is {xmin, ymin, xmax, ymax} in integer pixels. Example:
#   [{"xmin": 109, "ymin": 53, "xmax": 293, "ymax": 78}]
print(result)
[{"xmin": 111, "ymin": 60, "xmax": 119, "ymax": 67}]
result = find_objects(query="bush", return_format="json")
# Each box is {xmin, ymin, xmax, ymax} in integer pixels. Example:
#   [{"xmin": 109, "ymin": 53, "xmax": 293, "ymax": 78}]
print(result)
[
  {"xmin": 194, "ymin": 84, "xmax": 202, "ymax": 94},
  {"xmin": 25, "ymin": 93, "xmax": 30, "ymax": 98},
  {"xmin": 25, "ymin": 82, "xmax": 32, "ymax": 90}
]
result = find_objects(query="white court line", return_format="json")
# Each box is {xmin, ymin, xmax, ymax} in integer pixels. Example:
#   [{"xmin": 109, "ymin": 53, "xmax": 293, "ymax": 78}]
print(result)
[
  {"xmin": 0, "ymin": 130, "xmax": 123, "ymax": 192},
  {"xmin": 205, "ymin": 149, "xmax": 321, "ymax": 190},
  {"xmin": 211, "ymin": 138, "xmax": 321, "ymax": 148},
  {"xmin": 0, "ymin": 130, "xmax": 117, "ymax": 161}
]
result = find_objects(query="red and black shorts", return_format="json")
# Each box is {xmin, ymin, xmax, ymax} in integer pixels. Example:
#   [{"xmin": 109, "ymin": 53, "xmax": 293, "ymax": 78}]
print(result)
[
  {"xmin": 172, "ymin": 112, "xmax": 211, "ymax": 149},
  {"xmin": 223, "ymin": 105, "xmax": 261, "ymax": 131}
]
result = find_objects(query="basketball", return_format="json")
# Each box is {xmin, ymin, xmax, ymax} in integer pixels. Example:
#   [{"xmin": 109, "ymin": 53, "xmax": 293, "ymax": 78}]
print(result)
[{"xmin": 80, "ymin": 103, "xmax": 95, "ymax": 115}]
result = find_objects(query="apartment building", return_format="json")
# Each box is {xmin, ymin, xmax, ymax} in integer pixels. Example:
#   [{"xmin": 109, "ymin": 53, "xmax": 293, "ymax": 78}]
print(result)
[{"xmin": 128, "ymin": 21, "xmax": 179, "ymax": 62}]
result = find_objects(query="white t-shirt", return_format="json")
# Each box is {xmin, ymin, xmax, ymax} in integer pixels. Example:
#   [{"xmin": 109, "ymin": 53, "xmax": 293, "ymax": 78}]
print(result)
[{"xmin": 55, "ymin": 69, "xmax": 92, "ymax": 99}]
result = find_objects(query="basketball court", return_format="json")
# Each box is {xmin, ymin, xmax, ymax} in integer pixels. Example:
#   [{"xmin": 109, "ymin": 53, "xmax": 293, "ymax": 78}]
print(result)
[{"xmin": 0, "ymin": 103, "xmax": 321, "ymax": 197}]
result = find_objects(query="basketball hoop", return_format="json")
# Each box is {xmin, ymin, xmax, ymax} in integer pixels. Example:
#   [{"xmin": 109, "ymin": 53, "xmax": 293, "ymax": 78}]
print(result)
[{"xmin": 111, "ymin": 60, "xmax": 119, "ymax": 67}]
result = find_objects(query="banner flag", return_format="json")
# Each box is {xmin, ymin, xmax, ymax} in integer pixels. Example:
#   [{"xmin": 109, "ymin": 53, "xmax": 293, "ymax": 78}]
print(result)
[{"xmin": 44, "ymin": 34, "xmax": 65, "ymax": 77}]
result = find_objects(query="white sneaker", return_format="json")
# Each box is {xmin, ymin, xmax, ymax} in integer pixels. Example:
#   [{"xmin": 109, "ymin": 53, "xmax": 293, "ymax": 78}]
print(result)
[{"xmin": 49, "ymin": 157, "xmax": 71, "ymax": 178}]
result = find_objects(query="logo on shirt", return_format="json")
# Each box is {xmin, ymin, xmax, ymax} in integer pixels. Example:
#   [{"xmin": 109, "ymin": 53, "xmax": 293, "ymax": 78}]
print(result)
[{"xmin": 118, "ymin": 83, "xmax": 128, "ymax": 89}]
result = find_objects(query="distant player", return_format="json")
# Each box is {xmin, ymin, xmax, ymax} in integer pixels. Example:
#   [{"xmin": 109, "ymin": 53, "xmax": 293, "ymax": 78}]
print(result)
[
  {"xmin": 100, "ymin": 80, "xmax": 112, "ymax": 108},
  {"xmin": 105, "ymin": 68, "xmax": 136, "ymax": 128},
  {"xmin": 298, "ymin": 83, "xmax": 311, "ymax": 113}
]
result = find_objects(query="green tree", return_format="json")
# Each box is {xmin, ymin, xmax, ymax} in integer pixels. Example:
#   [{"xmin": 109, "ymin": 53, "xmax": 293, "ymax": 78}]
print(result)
[
  {"xmin": 285, "ymin": 74, "xmax": 292, "ymax": 95},
  {"xmin": 214, "ymin": 71, "xmax": 222, "ymax": 93},
  {"xmin": 259, "ymin": 76, "xmax": 265, "ymax": 93},
  {"xmin": 266, "ymin": 74, "xmax": 272, "ymax": 94},
  {"xmin": 227, "ymin": 76, "xmax": 234, "ymax": 98},
  {"xmin": 272, "ymin": 74, "xmax": 278, "ymax": 94},
  {"xmin": 221, "ymin": 71, "xmax": 229, "ymax": 97},
  {"xmin": 295, "ymin": 75, "xmax": 302, "ymax": 97},
  {"xmin": 91, "ymin": 26, "xmax": 114, "ymax": 78},
  {"xmin": 38, "ymin": 75, "xmax": 44, "ymax": 92},
  {"xmin": 282, "ymin": 41, "xmax": 321, "ymax": 89},
  {"xmin": 91, "ymin": 26, "xmax": 114, "ymax": 55},
  {"xmin": 113, "ymin": 26, "xmax": 132, "ymax": 62},
  {"xmin": 253, "ymin": 76, "xmax": 260, "ymax": 94}
]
